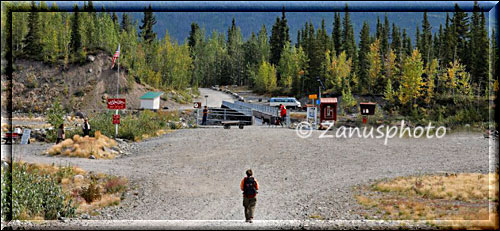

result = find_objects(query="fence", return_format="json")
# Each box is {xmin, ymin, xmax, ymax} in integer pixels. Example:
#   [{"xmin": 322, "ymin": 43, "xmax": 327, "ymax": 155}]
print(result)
[{"xmin": 196, "ymin": 108, "xmax": 253, "ymax": 126}]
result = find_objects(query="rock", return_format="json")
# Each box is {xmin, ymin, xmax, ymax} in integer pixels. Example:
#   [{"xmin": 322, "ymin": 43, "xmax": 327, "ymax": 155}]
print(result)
[
  {"xmin": 88, "ymin": 68, "xmax": 93, "ymax": 73},
  {"xmin": 81, "ymin": 213, "xmax": 90, "ymax": 220},
  {"xmin": 73, "ymin": 175, "xmax": 84, "ymax": 181},
  {"xmin": 89, "ymin": 155, "xmax": 96, "ymax": 159},
  {"xmin": 87, "ymin": 55, "xmax": 95, "ymax": 62}
]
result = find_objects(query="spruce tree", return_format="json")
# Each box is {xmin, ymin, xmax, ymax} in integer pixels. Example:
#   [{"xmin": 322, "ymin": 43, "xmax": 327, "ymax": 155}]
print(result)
[
  {"xmin": 69, "ymin": 4, "xmax": 83, "ymax": 62},
  {"xmin": 139, "ymin": 4, "xmax": 157, "ymax": 44},
  {"xmin": 270, "ymin": 10, "xmax": 290, "ymax": 68},
  {"xmin": 451, "ymin": 3, "xmax": 469, "ymax": 65},
  {"xmin": 358, "ymin": 22, "xmax": 371, "ymax": 93},
  {"xmin": 24, "ymin": 1, "xmax": 42, "ymax": 59},
  {"xmin": 332, "ymin": 12, "xmax": 342, "ymax": 55},
  {"xmin": 381, "ymin": 13, "xmax": 390, "ymax": 58},
  {"xmin": 391, "ymin": 23, "xmax": 402, "ymax": 63},
  {"xmin": 376, "ymin": 16, "xmax": 382, "ymax": 41},
  {"xmin": 188, "ymin": 22, "xmax": 201, "ymax": 52},
  {"xmin": 121, "ymin": 13, "xmax": 132, "ymax": 32},
  {"xmin": 421, "ymin": 12, "xmax": 432, "ymax": 66}
]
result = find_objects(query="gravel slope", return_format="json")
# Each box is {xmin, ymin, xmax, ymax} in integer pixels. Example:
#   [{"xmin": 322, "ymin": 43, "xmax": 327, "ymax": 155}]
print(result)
[{"xmin": 7, "ymin": 126, "xmax": 490, "ymax": 223}]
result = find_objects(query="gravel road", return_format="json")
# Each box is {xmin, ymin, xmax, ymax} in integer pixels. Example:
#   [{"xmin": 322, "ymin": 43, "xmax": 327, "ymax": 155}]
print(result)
[{"xmin": 6, "ymin": 126, "xmax": 491, "ymax": 223}]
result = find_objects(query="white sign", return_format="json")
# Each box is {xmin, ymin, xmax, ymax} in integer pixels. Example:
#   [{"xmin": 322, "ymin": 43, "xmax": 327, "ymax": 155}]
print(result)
[
  {"xmin": 20, "ymin": 129, "xmax": 31, "ymax": 145},
  {"xmin": 306, "ymin": 106, "xmax": 317, "ymax": 128}
]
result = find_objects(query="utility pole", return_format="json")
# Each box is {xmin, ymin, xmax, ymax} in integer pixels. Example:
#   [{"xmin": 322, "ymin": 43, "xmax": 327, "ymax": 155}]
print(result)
[{"xmin": 115, "ymin": 44, "xmax": 120, "ymax": 138}]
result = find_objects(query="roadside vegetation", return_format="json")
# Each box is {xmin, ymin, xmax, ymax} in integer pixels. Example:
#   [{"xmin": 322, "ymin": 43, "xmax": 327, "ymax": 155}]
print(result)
[
  {"xmin": 354, "ymin": 172, "xmax": 499, "ymax": 230},
  {"xmin": 1, "ymin": 161, "xmax": 128, "ymax": 220},
  {"xmin": 46, "ymin": 131, "xmax": 118, "ymax": 159},
  {"xmin": 87, "ymin": 110, "xmax": 183, "ymax": 141},
  {"xmin": 44, "ymin": 99, "xmax": 184, "ymax": 143}
]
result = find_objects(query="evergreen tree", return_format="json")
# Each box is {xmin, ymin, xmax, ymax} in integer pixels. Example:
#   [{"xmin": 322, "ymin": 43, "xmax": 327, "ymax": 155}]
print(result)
[
  {"xmin": 69, "ymin": 4, "xmax": 83, "ymax": 62},
  {"xmin": 421, "ymin": 12, "xmax": 432, "ymax": 66},
  {"xmin": 341, "ymin": 4, "xmax": 358, "ymax": 83},
  {"xmin": 121, "ymin": 13, "xmax": 132, "ymax": 32},
  {"xmin": 188, "ymin": 22, "xmax": 201, "ymax": 53},
  {"xmin": 391, "ymin": 23, "xmax": 402, "ymax": 64},
  {"xmin": 24, "ymin": 1, "xmax": 42, "ymax": 59},
  {"xmin": 442, "ymin": 13, "xmax": 454, "ymax": 66},
  {"xmin": 376, "ymin": 16, "xmax": 382, "ymax": 41},
  {"xmin": 358, "ymin": 22, "xmax": 371, "ymax": 93},
  {"xmin": 270, "ymin": 10, "xmax": 290, "ymax": 68},
  {"xmin": 451, "ymin": 3, "xmax": 469, "ymax": 64},
  {"xmin": 139, "ymin": 4, "xmax": 157, "ymax": 44},
  {"xmin": 112, "ymin": 12, "xmax": 118, "ymax": 24},
  {"xmin": 332, "ymin": 12, "xmax": 342, "ymax": 55},
  {"xmin": 402, "ymin": 29, "xmax": 412, "ymax": 57},
  {"xmin": 381, "ymin": 13, "xmax": 390, "ymax": 58}
]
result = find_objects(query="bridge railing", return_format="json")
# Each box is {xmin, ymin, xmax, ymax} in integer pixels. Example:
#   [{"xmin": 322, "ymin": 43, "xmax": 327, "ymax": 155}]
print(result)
[
  {"xmin": 221, "ymin": 101, "xmax": 254, "ymax": 116},
  {"xmin": 232, "ymin": 101, "xmax": 278, "ymax": 116}
]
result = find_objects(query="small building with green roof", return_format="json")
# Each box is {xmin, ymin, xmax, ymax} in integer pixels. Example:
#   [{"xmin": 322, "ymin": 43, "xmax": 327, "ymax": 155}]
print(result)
[{"xmin": 140, "ymin": 91, "xmax": 164, "ymax": 110}]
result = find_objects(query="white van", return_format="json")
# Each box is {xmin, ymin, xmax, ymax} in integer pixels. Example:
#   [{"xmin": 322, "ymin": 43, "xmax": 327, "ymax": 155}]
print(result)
[{"xmin": 269, "ymin": 97, "xmax": 301, "ymax": 109}]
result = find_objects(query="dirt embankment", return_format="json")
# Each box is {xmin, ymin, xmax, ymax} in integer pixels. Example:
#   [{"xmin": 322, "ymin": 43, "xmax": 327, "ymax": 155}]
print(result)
[{"xmin": 1, "ymin": 52, "xmax": 192, "ymax": 117}]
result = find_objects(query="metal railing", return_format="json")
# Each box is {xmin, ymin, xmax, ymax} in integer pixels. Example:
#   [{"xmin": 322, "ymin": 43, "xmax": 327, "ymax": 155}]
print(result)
[
  {"xmin": 232, "ymin": 101, "xmax": 278, "ymax": 116},
  {"xmin": 221, "ymin": 101, "xmax": 254, "ymax": 116},
  {"xmin": 196, "ymin": 108, "xmax": 253, "ymax": 125}
]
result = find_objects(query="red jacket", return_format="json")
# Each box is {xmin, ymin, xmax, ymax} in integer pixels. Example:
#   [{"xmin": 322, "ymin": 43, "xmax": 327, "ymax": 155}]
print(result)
[{"xmin": 280, "ymin": 106, "xmax": 287, "ymax": 117}]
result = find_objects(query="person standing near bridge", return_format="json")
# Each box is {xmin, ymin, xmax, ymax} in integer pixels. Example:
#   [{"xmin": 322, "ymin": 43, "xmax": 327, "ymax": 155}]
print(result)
[
  {"xmin": 241, "ymin": 169, "xmax": 259, "ymax": 223},
  {"xmin": 280, "ymin": 104, "xmax": 287, "ymax": 127},
  {"xmin": 202, "ymin": 106, "xmax": 208, "ymax": 125}
]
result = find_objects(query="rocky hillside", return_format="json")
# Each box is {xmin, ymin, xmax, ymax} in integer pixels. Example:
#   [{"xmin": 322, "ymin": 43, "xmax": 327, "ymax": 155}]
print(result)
[{"xmin": 1, "ymin": 52, "xmax": 195, "ymax": 116}]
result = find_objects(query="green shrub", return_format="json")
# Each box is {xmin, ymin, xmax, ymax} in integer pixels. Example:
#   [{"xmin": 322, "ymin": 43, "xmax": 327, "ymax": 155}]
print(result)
[
  {"xmin": 46, "ymin": 100, "xmax": 65, "ymax": 129},
  {"xmin": 5, "ymin": 162, "xmax": 77, "ymax": 220},
  {"xmin": 80, "ymin": 180, "xmax": 101, "ymax": 204}
]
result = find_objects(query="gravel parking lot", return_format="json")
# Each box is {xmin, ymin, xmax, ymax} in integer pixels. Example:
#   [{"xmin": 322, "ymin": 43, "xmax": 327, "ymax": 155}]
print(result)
[{"xmin": 8, "ymin": 125, "xmax": 491, "ymax": 224}]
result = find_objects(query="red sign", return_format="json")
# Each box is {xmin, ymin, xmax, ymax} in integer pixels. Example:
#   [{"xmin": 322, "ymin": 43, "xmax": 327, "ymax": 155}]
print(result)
[
  {"xmin": 112, "ymin": 114, "xmax": 120, "ymax": 124},
  {"xmin": 107, "ymin": 98, "xmax": 126, "ymax": 109},
  {"xmin": 194, "ymin": 102, "xmax": 202, "ymax": 108}
]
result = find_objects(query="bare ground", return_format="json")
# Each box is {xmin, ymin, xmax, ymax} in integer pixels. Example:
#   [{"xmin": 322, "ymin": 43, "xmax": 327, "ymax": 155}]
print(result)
[{"xmin": 4, "ymin": 127, "xmax": 491, "ymax": 223}]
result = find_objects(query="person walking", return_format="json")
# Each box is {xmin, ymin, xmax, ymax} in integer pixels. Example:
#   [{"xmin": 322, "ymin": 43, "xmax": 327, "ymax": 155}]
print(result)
[
  {"xmin": 56, "ymin": 124, "xmax": 65, "ymax": 144},
  {"xmin": 241, "ymin": 169, "xmax": 259, "ymax": 223},
  {"xmin": 202, "ymin": 106, "xmax": 208, "ymax": 125},
  {"xmin": 280, "ymin": 104, "xmax": 287, "ymax": 127},
  {"xmin": 82, "ymin": 118, "xmax": 91, "ymax": 137}
]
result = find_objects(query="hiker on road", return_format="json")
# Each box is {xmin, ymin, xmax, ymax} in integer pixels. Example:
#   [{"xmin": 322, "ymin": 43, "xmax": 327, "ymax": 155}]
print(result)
[
  {"xmin": 82, "ymin": 118, "xmax": 91, "ymax": 137},
  {"xmin": 241, "ymin": 169, "xmax": 259, "ymax": 223},
  {"xmin": 202, "ymin": 106, "xmax": 208, "ymax": 125}
]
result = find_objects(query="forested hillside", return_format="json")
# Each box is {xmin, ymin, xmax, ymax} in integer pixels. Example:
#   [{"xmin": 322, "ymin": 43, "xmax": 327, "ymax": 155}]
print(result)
[{"xmin": 1, "ymin": 1, "xmax": 498, "ymax": 127}]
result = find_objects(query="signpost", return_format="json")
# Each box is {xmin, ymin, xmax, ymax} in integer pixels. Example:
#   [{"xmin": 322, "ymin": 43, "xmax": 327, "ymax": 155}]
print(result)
[
  {"xmin": 112, "ymin": 114, "xmax": 120, "ymax": 124},
  {"xmin": 107, "ymin": 98, "xmax": 126, "ymax": 110}
]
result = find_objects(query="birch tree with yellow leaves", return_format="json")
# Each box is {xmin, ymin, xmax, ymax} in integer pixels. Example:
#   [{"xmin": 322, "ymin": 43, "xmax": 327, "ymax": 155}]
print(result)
[{"xmin": 398, "ymin": 49, "xmax": 424, "ymax": 106}]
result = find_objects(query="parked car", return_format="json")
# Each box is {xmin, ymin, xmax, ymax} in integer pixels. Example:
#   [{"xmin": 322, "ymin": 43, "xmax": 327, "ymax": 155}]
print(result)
[{"xmin": 269, "ymin": 97, "xmax": 301, "ymax": 109}]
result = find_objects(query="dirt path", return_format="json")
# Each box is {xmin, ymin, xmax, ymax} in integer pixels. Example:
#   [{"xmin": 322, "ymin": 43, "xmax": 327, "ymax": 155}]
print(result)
[
  {"xmin": 7, "ymin": 127, "xmax": 490, "ymax": 222},
  {"xmin": 166, "ymin": 88, "xmax": 235, "ymax": 111}
]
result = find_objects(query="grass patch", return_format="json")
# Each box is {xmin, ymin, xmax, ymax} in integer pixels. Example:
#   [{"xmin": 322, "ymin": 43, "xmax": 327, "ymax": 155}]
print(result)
[
  {"xmin": 46, "ymin": 131, "xmax": 118, "ymax": 159},
  {"xmin": 354, "ymin": 173, "xmax": 499, "ymax": 230},
  {"xmin": 1, "ymin": 161, "xmax": 129, "ymax": 221}
]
